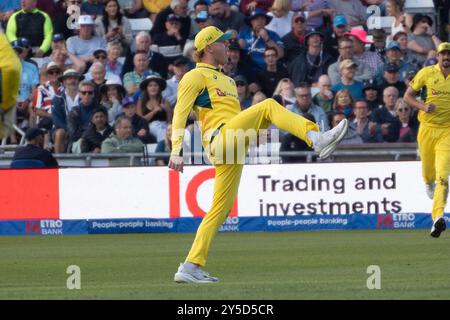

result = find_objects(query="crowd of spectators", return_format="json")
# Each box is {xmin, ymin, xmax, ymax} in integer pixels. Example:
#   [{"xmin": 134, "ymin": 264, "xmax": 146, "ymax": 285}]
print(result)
[{"xmin": 0, "ymin": 0, "xmax": 448, "ymax": 166}]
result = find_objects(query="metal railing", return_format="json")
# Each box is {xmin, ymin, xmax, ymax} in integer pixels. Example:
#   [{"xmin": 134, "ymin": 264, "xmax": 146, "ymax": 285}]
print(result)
[{"xmin": 0, "ymin": 143, "xmax": 420, "ymax": 168}]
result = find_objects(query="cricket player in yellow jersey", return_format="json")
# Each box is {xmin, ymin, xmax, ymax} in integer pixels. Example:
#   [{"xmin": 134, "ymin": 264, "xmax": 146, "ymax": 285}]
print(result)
[
  {"xmin": 404, "ymin": 42, "xmax": 450, "ymax": 238},
  {"xmin": 0, "ymin": 28, "xmax": 21, "ymax": 140},
  {"xmin": 170, "ymin": 26, "xmax": 348, "ymax": 283}
]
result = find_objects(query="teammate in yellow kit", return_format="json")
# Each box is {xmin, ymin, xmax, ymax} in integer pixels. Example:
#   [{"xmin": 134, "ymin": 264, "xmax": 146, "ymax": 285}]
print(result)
[
  {"xmin": 404, "ymin": 42, "xmax": 450, "ymax": 238},
  {"xmin": 0, "ymin": 28, "xmax": 21, "ymax": 140},
  {"xmin": 170, "ymin": 26, "xmax": 348, "ymax": 283}
]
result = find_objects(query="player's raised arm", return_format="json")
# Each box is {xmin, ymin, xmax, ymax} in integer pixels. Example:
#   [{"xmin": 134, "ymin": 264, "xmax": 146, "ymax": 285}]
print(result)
[{"xmin": 169, "ymin": 70, "xmax": 204, "ymax": 173}]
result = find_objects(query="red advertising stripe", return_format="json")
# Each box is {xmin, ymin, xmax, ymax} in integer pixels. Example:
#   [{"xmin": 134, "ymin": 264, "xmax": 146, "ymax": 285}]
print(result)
[
  {"xmin": 0, "ymin": 169, "xmax": 60, "ymax": 220},
  {"xmin": 169, "ymin": 169, "xmax": 180, "ymax": 218}
]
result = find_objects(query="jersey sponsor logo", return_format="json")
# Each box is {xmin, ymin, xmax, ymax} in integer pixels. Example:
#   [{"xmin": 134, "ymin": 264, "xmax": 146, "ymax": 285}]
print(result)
[
  {"xmin": 431, "ymin": 88, "xmax": 450, "ymax": 95},
  {"xmin": 215, "ymin": 88, "xmax": 238, "ymax": 99}
]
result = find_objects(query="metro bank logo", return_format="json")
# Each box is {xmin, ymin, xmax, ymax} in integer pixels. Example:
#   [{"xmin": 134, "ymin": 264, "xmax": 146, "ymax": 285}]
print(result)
[{"xmin": 168, "ymin": 168, "xmax": 238, "ymax": 218}]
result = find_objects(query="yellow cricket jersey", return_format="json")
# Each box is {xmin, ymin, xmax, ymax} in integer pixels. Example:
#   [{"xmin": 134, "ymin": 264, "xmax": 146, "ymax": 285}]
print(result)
[
  {"xmin": 171, "ymin": 62, "xmax": 241, "ymax": 156},
  {"xmin": 410, "ymin": 64, "xmax": 450, "ymax": 127}
]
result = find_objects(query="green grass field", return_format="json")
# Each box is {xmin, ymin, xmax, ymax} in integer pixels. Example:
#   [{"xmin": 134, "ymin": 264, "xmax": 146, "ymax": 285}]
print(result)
[{"xmin": 1, "ymin": 230, "xmax": 450, "ymax": 300}]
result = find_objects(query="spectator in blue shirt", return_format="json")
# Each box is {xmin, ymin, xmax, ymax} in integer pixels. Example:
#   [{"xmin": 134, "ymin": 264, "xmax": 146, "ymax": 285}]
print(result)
[
  {"xmin": 0, "ymin": 0, "xmax": 21, "ymax": 28},
  {"xmin": 238, "ymin": 8, "xmax": 284, "ymax": 72},
  {"xmin": 331, "ymin": 59, "xmax": 364, "ymax": 100}
]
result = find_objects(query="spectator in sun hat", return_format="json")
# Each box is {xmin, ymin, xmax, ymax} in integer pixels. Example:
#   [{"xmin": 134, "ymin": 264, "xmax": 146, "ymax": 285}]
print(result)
[
  {"xmin": 238, "ymin": 8, "xmax": 284, "ymax": 72},
  {"xmin": 66, "ymin": 15, "xmax": 107, "ymax": 66},
  {"xmin": 33, "ymin": 62, "xmax": 64, "ymax": 133},
  {"xmin": 369, "ymin": 28, "xmax": 388, "ymax": 61},
  {"xmin": 12, "ymin": 127, "xmax": 59, "ymax": 168},
  {"xmin": 408, "ymin": 13, "xmax": 441, "ymax": 66},
  {"xmin": 345, "ymin": 27, "xmax": 383, "ymax": 76}
]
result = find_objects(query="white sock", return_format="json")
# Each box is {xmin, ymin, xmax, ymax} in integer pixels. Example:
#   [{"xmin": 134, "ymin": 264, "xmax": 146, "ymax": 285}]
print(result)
[
  {"xmin": 307, "ymin": 130, "xmax": 319, "ymax": 146},
  {"xmin": 183, "ymin": 262, "xmax": 198, "ymax": 270}
]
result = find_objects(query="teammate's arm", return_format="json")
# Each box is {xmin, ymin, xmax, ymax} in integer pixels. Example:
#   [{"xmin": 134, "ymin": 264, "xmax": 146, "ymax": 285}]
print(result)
[
  {"xmin": 403, "ymin": 69, "xmax": 436, "ymax": 113},
  {"xmin": 169, "ymin": 71, "xmax": 204, "ymax": 173}
]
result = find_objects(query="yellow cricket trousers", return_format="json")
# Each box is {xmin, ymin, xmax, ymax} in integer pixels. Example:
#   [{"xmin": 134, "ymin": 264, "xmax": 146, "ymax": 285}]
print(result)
[
  {"xmin": 417, "ymin": 123, "xmax": 450, "ymax": 221},
  {"xmin": 186, "ymin": 98, "xmax": 319, "ymax": 266}
]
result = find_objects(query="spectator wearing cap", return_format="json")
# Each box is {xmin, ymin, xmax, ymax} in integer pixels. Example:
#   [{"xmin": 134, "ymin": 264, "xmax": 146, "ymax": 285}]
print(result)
[
  {"xmin": 151, "ymin": 13, "xmax": 186, "ymax": 64},
  {"xmin": 377, "ymin": 63, "xmax": 406, "ymax": 97},
  {"xmin": 327, "ymin": 0, "xmax": 368, "ymax": 27},
  {"xmin": 287, "ymin": 82, "xmax": 329, "ymax": 131},
  {"xmin": 101, "ymin": 116, "xmax": 145, "ymax": 166},
  {"xmin": 6, "ymin": 0, "xmax": 53, "ymax": 57},
  {"xmin": 281, "ymin": 12, "xmax": 307, "ymax": 64},
  {"xmin": 67, "ymin": 80, "xmax": 101, "ymax": 153},
  {"xmin": 288, "ymin": 28, "xmax": 334, "ymax": 86},
  {"xmin": 323, "ymin": 15, "xmax": 349, "ymax": 60},
  {"xmin": 209, "ymin": 0, "xmax": 245, "ymax": 33},
  {"xmin": 190, "ymin": 10, "xmax": 212, "ymax": 37},
  {"xmin": 331, "ymin": 59, "xmax": 365, "ymax": 100},
  {"xmin": 352, "ymin": 99, "xmax": 384, "ymax": 143},
  {"xmin": 80, "ymin": 106, "xmax": 114, "ymax": 153},
  {"xmin": 222, "ymin": 39, "xmax": 256, "ymax": 86},
  {"xmin": 239, "ymin": 0, "xmax": 273, "ymax": 16},
  {"xmin": 234, "ymin": 75, "xmax": 252, "ymax": 110},
  {"xmin": 66, "ymin": 15, "xmax": 107, "ymax": 66},
  {"xmin": 345, "ymin": 28, "xmax": 383, "ymax": 77},
  {"xmin": 12, "ymin": 127, "xmax": 58, "ymax": 167},
  {"xmin": 123, "ymin": 51, "xmax": 157, "ymax": 95},
  {"xmin": 80, "ymin": 0, "xmax": 104, "ymax": 17},
  {"xmin": 328, "ymin": 36, "xmax": 372, "ymax": 86},
  {"xmin": 374, "ymin": 40, "xmax": 417, "ymax": 83},
  {"xmin": 11, "ymin": 38, "xmax": 39, "ymax": 139},
  {"xmin": 408, "ymin": 13, "xmax": 441, "ymax": 66},
  {"xmin": 118, "ymin": 96, "xmax": 156, "ymax": 143},
  {"xmin": 51, "ymin": 69, "xmax": 83, "ymax": 153},
  {"xmin": 151, "ymin": 0, "xmax": 191, "ymax": 41},
  {"xmin": 291, "ymin": 0, "xmax": 334, "ymax": 30},
  {"xmin": 164, "ymin": 57, "xmax": 190, "ymax": 107},
  {"xmin": 137, "ymin": 74, "xmax": 171, "ymax": 142},
  {"xmin": 121, "ymin": 31, "xmax": 169, "ymax": 79},
  {"xmin": 312, "ymin": 75, "xmax": 334, "ymax": 116},
  {"xmin": 188, "ymin": 1, "xmax": 209, "ymax": 38},
  {"xmin": 369, "ymin": 86, "xmax": 401, "ymax": 142},
  {"xmin": 253, "ymin": 46, "xmax": 289, "ymax": 97},
  {"xmin": 386, "ymin": 0, "xmax": 413, "ymax": 40},
  {"xmin": 362, "ymin": 79, "xmax": 381, "ymax": 112},
  {"xmin": 95, "ymin": 0, "xmax": 133, "ymax": 48},
  {"xmin": 100, "ymin": 80, "xmax": 126, "ymax": 124},
  {"xmin": 32, "ymin": 62, "xmax": 64, "ymax": 133},
  {"xmin": 264, "ymin": 0, "xmax": 294, "ymax": 39},
  {"xmin": 0, "ymin": 1, "xmax": 21, "ymax": 29},
  {"xmin": 238, "ymin": 8, "xmax": 284, "ymax": 72}
]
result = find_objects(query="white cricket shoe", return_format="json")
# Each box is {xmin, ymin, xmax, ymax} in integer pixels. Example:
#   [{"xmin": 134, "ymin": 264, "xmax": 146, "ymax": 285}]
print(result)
[
  {"xmin": 314, "ymin": 119, "xmax": 349, "ymax": 159},
  {"xmin": 430, "ymin": 217, "xmax": 446, "ymax": 238},
  {"xmin": 426, "ymin": 182, "xmax": 436, "ymax": 200},
  {"xmin": 174, "ymin": 263, "xmax": 219, "ymax": 283}
]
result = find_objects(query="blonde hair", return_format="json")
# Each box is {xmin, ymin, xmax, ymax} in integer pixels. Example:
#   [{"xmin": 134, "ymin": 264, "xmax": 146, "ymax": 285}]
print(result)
[
  {"xmin": 394, "ymin": 98, "xmax": 410, "ymax": 112},
  {"xmin": 273, "ymin": 78, "xmax": 294, "ymax": 96},
  {"xmin": 333, "ymin": 89, "xmax": 353, "ymax": 109},
  {"xmin": 270, "ymin": 0, "xmax": 291, "ymax": 16},
  {"xmin": 192, "ymin": 49, "xmax": 205, "ymax": 62}
]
